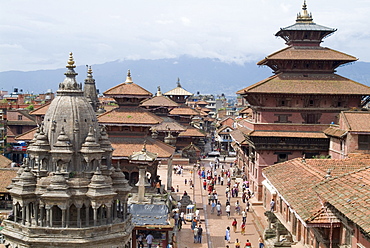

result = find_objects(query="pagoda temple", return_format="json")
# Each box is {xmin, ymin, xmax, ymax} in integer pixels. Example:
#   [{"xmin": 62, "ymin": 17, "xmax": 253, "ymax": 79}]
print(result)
[{"xmin": 235, "ymin": 1, "xmax": 370, "ymax": 200}]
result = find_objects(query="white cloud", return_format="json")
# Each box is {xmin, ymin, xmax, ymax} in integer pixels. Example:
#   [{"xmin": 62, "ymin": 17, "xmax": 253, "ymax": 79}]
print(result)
[{"xmin": 0, "ymin": 0, "xmax": 370, "ymax": 71}]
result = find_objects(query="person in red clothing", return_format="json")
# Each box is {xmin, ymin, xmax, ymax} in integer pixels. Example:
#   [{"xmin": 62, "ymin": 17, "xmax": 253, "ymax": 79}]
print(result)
[
  {"xmin": 245, "ymin": 239, "xmax": 252, "ymax": 248},
  {"xmin": 231, "ymin": 218, "xmax": 237, "ymax": 232}
]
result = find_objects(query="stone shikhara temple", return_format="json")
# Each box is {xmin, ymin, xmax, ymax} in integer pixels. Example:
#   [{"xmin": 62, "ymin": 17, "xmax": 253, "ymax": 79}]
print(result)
[{"xmin": 2, "ymin": 53, "xmax": 133, "ymax": 248}]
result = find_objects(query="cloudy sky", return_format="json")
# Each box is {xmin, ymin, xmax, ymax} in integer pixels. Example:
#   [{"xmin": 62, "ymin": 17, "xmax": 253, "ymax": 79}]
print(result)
[{"xmin": 1, "ymin": 0, "xmax": 370, "ymax": 72}]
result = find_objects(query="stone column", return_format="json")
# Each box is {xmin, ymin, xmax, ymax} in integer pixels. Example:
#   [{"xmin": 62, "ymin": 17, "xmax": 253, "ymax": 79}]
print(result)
[
  {"xmin": 27, "ymin": 203, "xmax": 31, "ymax": 226},
  {"xmin": 12, "ymin": 204, "xmax": 16, "ymax": 223},
  {"xmin": 49, "ymin": 207, "xmax": 53, "ymax": 227},
  {"xmin": 167, "ymin": 158, "xmax": 173, "ymax": 191},
  {"xmin": 93, "ymin": 207, "xmax": 98, "ymax": 226},
  {"xmin": 34, "ymin": 203, "xmax": 39, "ymax": 226},
  {"xmin": 21, "ymin": 205, "xmax": 26, "ymax": 225},
  {"xmin": 107, "ymin": 204, "xmax": 112, "ymax": 224},
  {"xmin": 46, "ymin": 207, "xmax": 50, "ymax": 227},
  {"xmin": 62, "ymin": 209, "xmax": 66, "ymax": 228},
  {"xmin": 40, "ymin": 206, "xmax": 45, "ymax": 227},
  {"xmin": 66, "ymin": 207, "xmax": 70, "ymax": 228},
  {"xmin": 137, "ymin": 165, "xmax": 147, "ymax": 203}
]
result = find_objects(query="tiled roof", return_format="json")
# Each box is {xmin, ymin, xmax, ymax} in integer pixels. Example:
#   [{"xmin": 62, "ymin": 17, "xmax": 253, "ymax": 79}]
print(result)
[
  {"xmin": 314, "ymin": 167, "xmax": 370, "ymax": 234},
  {"xmin": 342, "ymin": 111, "xmax": 370, "ymax": 132},
  {"xmin": 263, "ymin": 157, "xmax": 370, "ymax": 222},
  {"xmin": 178, "ymin": 127, "xmax": 206, "ymax": 137},
  {"xmin": 249, "ymin": 130, "xmax": 327, "ymax": 138},
  {"xmin": 169, "ymin": 107, "xmax": 200, "ymax": 116},
  {"xmin": 258, "ymin": 47, "xmax": 357, "ymax": 65},
  {"xmin": 197, "ymin": 101, "xmax": 209, "ymax": 105},
  {"xmin": 164, "ymin": 86, "xmax": 193, "ymax": 96},
  {"xmin": 140, "ymin": 95, "xmax": 179, "ymax": 107},
  {"xmin": 15, "ymin": 127, "xmax": 38, "ymax": 141},
  {"xmin": 0, "ymin": 155, "xmax": 12, "ymax": 168},
  {"xmin": 98, "ymin": 107, "xmax": 163, "ymax": 125},
  {"xmin": 236, "ymin": 73, "xmax": 370, "ymax": 95},
  {"xmin": 323, "ymin": 126, "xmax": 346, "ymax": 138},
  {"xmin": 0, "ymin": 168, "xmax": 17, "ymax": 192},
  {"xmin": 110, "ymin": 137, "xmax": 175, "ymax": 158},
  {"xmin": 151, "ymin": 118, "xmax": 186, "ymax": 132},
  {"xmin": 230, "ymin": 129, "xmax": 246, "ymax": 144},
  {"xmin": 239, "ymin": 107, "xmax": 252, "ymax": 114},
  {"xmin": 279, "ymin": 22, "xmax": 335, "ymax": 32},
  {"xmin": 29, "ymin": 102, "xmax": 51, "ymax": 115},
  {"xmin": 104, "ymin": 82, "xmax": 152, "ymax": 97}
]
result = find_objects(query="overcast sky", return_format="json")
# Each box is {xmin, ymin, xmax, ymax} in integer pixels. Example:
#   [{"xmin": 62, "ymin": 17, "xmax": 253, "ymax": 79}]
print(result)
[{"xmin": 1, "ymin": 0, "xmax": 370, "ymax": 72}]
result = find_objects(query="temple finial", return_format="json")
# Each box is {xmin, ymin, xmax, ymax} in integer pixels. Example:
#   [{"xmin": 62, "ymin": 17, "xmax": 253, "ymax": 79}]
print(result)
[
  {"xmin": 141, "ymin": 140, "xmax": 147, "ymax": 152},
  {"xmin": 296, "ymin": 0, "xmax": 313, "ymax": 23},
  {"xmin": 157, "ymin": 86, "xmax": 162, "ymax": 96},
  {"xmin": 66, "ymin": 52, "xmax": 76, "ymax": 70},
  {"xmin": 125, "ymin": 69, "xmax": 133, "ymax": 84},
  {"xmin": 87, "ymin": 66, "xmax": 93, "ymax": 78},
  {"xmin": 177, "ymin": 77, "xmax": 181, "ymax": 88}
]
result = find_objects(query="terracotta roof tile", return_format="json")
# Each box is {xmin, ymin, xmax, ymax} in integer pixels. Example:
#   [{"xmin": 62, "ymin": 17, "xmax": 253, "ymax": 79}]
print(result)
[
  {"xmin": 314, "ymin": 167, "xmax": 370, "ymax": 234},
  {"xmin": 15, "ymin": 127, "xmax": 38, "ymax": 141},
  {"xmin": 98, "ymin": 107, "xmax": 163, "ymax": 125},
  {"xmin": 258, "ymin": 47, "xmax": 357, "ymax": 64},
  {"xmin": 29, "ymin": 102, "xmax": 51, "ymax": 115},
  {"xmin": 229, "ymin": 129, "xmax": 246, "ymax": 144},
  {"xmin": 151, "ymin": 118, "xmax": 186, "ymax": 132},
  {"xmin": 178, "ymin": 127, "xmax": 206, "ymax": 137},
  {"xmin": 323, "ymin": 126, "xmax": 346, "ymax": 138},
  {"xmin": 342, "ymin": 111, "xmax": 370, "ymax": 132},
  {"xmin": 110, "ymin": 137, "xmax": 175, "ymax": 158},
  {"xmin": 169, "ymin": 107, "xmax": 200, "ymax": 116},
  {"xmin": 236, "ymin": 73, "xmax": 370, "ymax": 95},
  {"xmin": 104, "ymin": 82, "xmax": 152, "ymax": 97},
  {"xmin": 140, "ymin": 95, "xmax": 179, "ymax": 107},
  {"xmin": 263, "ymin": 157, "xmax": 370, "ymax": 222},
  {"xmin": 0, "ymin": 168, "xmax": 17, "ymax": 192},
  {"xmin": 0, "ymin": 155, "xmax": 12, "ymax": 168}
]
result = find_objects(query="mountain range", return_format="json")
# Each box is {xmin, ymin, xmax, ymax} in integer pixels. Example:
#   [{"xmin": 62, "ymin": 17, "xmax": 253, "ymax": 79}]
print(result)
[{"xmin": 1, "ymin": 56, "xmax": 370, "ymax": 97}]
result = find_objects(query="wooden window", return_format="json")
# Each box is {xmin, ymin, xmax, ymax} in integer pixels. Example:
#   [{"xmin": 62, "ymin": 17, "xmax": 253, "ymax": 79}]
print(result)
[
  {"xmin": 275, "ymin": 114, "xmax": 291, "ymax": 123},
  {"xmin": 18, "ymin": 115, "xmax": 22, "ymax": 120},
  {"xmin": 358, "ymin": 135, "xmax": 370, "ymax": 150}
]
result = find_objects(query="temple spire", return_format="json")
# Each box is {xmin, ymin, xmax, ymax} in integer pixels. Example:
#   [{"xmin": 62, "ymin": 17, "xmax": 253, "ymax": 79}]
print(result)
[
  {"xmin": 296, "ymin": 0, "xmax": 313, "ymax": 23},
  {"xmin": 177, "ymin": 77, "xmax": 181, "ymax": 88},
  {"xmin": 157, "ymin": 86, "xmax": 162, "ymax": 96},
  {"xmin": 125, "ymin": 69, "xmax": 133, "ymax": 84}
]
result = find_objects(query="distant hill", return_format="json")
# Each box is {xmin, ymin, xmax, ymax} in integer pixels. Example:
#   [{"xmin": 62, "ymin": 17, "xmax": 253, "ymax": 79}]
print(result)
[{"xmin": 1, "ymin": 56, "xmax": 370, "ymax": 96}]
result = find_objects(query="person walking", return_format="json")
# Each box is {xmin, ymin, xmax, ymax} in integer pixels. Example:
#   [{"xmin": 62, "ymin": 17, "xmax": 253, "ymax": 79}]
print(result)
[
  {"xmin": 225, "ymin": 226, "xmax": 231, "ymax": 243},
  {"xmin": 191, "ymin": 217, "xmax": 198, "ymax": 230},
  {"xmin": 240, "ymin": 221, "xmax": 246, "ymax": 235},
  {"xmin": 146, "ymin": 233, "xmax": 154, "ymax": 248},
  {"xmin": 245, "ymin": 239, "xmax": 252, "ymax": 248},
  {"xmin": 216, "ymin": 201, "xmax": 222, "ymax": 216},
  {"xmin": 232, "ymin": 218, "xmax": 237, "ymax": 233},
  {"xmin": 226, "ymin": 204, "xmax": 231, "ymax": 218},
  {"xmin": 211, "ymin": 201, "xmax": 216, "ymax": 214},
  {"xmin": 137, "ymin": 232, "xmax": 144, "ymax": 248},
  {"xmin": 242, "ymin": 210, "xmax": 247, "ymax": 223},
  {"xmin": 197, "ymin": 224, "xmax": 203, "ymax": 243},
  {"xmin": 193, "ymin": 226, "xmax": 199, "ymax": 243},
  {"xmin": 258, "ymin": 236, "xmax": 265, "ymax": 248},
  {"xmin": 235, "ymin": 238, "xmax": 241, "ymax": 248}
]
